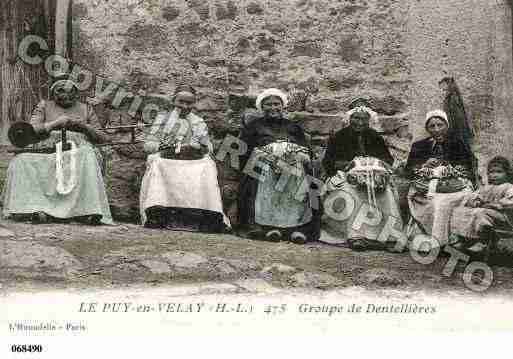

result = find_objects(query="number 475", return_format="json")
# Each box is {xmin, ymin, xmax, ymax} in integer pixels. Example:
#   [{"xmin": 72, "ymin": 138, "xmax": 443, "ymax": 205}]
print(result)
[{"xmin": 264, "ymin": 304, "xmax": 287, "ymax": 315}]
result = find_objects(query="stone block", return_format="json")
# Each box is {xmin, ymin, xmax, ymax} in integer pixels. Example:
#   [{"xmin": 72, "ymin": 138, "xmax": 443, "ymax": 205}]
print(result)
[
  {"xmin": 246, "ymin": 2, "xmax": 264, "ymax": 15},
  {"xmin": 73, "ymin": 2, "xmax": 88, "ymax": 18},
  {"xmin": 256, "ymin": 33, "xmax": 276, "ymax": 52},
  {"xmin": 162, "ymin": 251, "xmax": 209, "ymax": 268},
  {"xmin": 250, "ymin": 56, "xmax": 280, "ymax": 72},
  {"xmin": 176, "ymin": 22, "xmax": 212, "ymax": 39},
  {"xmin": 291, "ymin": 41, "xmax": 322, "ymax": 58},
  {"xmin": 372, "ymin": 96, "xmax": 407, "ymax": 116},
  {"xmin": 289, "ymin": 112, "xmax": 346, "ymax": 136},
  {"xmin": 264, "ymin": 22, "xmax": 287, "ymax": 34},
  {"xmin": 215, "ymin": 1, "xmax": 238, "ymax": 21},
  {"xmin": 162, "ymin": 6, "xmax": 180, "ymax": 21},
  {"xmin": 127, "ymin": 69, "xmax": 162, "ymax": 92},
  {"xmin": 309, "ymin": 98, "xmax": 342, "ymax": 113},
  {"xmin": 337, "ymin": 35, "xmax": 363, "ymax": 62},
  {"xmin": 195, "ymin": 94, "xmax": 227, "ymax": 112},
  {"xmin": 337, "ymin": 4, "xmax": 367, "ymax": 16},
  {"xmin": 125, "ymin": 23, "xmax": 168, "ymax": 51},
  {"xmin": 354, "ymin": 268, "xmax": 405, "ymax": 287},
  {"xmin": 288, "ymin": 271, "xmax": 340, "ymax": 289},
  {"xmin": 261, "ymin": 263, "xmax": 297, "ymax": 275},
  {"xmin": 0, "ymin": 241, "xmax": 83, "ymax": 278},
  {"xmin": 322, "ymin": 75, "xmax": 363, "ymax": 91},
  {"xmin": 187, "ymin": 0, "xmax": 210, "ymax": 20},
  {"xmin": 235, "ymin": 37, "xmax": 251, "ymax": 53},
  {"xmin": 140, "ymin": 260, "xmax": 172, "ymax": 274}
]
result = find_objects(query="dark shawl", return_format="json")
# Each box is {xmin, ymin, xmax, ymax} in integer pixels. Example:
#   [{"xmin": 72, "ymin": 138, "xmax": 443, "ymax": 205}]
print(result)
[
  {"xmin": 443, "ymin": 80, "xmax": 478, "ymax": 181},
  {"xmin": 238, "ymin": 113, "xmax": 308, "ymax": 171},
  {"xmin": 443, "ymin": 78, "xmax": 474, "ymax": 148},
  {"xmin": 237, "ymin": 112, "xmax": 316, "ymax": 231},
  {"xmin": 404, "ymin": 136, "xmax": 474, "ymax": 179},
  {"xmin": 322, "ymin": 126, "xmax": 394, "ymax": 177}
]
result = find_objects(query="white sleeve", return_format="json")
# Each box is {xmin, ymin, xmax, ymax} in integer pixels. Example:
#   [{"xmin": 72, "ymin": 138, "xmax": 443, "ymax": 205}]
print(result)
[{"xmin": 144, "ymin": 113, "xmax": 167, "ymax": 154}]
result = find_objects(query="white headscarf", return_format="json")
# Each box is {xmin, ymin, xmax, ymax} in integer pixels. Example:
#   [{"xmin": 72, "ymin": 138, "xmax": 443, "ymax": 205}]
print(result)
[
  {"xmin": 255, "ymin": 88, "xmax": 288, "ymax": 111},
  {"xmin": 346, "ymin": 106, "xmax": 378, "ymax": 123},
  {"xmin": 425, "ymin": 109, "xmax": 449, "ymax": 129},
  {"xmin": 50, "ymin": 79, "xmax": 79, "ymax": 94}
]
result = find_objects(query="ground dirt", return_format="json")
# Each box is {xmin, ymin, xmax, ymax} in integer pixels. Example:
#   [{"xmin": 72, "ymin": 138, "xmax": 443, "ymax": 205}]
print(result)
[{"xmin": 1, "ymin": 220, "xmax": 512, "ymax": 297}]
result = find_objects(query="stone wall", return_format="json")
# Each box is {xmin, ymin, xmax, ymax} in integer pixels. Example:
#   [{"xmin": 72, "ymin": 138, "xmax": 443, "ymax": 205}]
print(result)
[
  {"xmin": 73, "ymin": 0, "xmax": 410, "ymax": 116},
  {"xmin": 406, "ymin": 0, "xmax": 513, "ymax": 175},
  {"xmin": 6, "ymin": 0, "xmax": 506, "ymax": 223},
  {"xmin": 69, "ymin": 0, "xmax": 415, "ymax": 221}
]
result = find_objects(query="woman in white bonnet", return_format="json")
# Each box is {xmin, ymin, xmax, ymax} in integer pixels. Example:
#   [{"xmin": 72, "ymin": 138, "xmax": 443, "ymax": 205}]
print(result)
[
  {"xmin": 140, "ymin": 84, "xmax": 230, "ymax": 232},
  {"xmin": 3, "ymin": 75, "xmax": 112, "ymax": 225},
  {"xmin": 321, "ymin": 100, "xmax": 401, "ymax": 251},
  {"xmin": 405, "ymin": 109, "xmax": 475, "ymax": 247},
  {"xmin": 237, "ymin": 88, "xmax": 319, "ymax": 243}
]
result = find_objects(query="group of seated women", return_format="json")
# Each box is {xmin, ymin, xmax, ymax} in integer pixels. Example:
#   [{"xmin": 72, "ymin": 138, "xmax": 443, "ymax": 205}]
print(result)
[{"xmin": 3, "ymin": 80, "xmax": 511, "ymax": 257}]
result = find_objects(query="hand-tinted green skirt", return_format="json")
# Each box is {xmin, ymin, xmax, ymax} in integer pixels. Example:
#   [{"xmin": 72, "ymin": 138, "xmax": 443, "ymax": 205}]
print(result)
[{"xmin": 2, "ymin": 144, "xmax": 113, "ymax": 224}]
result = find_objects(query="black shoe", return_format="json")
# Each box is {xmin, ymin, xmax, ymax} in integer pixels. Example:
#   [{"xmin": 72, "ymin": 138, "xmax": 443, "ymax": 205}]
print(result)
[
  {"xmin": 144, "ymin": 207, "xmax": 165, "ymax": 228},
  {"xmin": 349, "ymin": 238, "xmax": 388, "ymax": 252},
  {"xmin": 348, "ymin": 239, "xmax": 365, "ymax": 251},
  {"xmin": 238, "ymin": 225, "xmax": 264, "ymax": 240},
  {"xmin": 144, "ymin": 217, "xmax": 163, "ymax": 229},
  {"xmin": 87, "ymin": 214, "xmax": 102, "ymax": 226},
  {"xmin": 290, "ymin": 231, "xmax": 308, "ymax": 244},
  {"xmin": 265, "ymin": 230, "xmax": 283, "ymax": 242},
  {"xmin": 31, "ymin": 212, "xmax": 49, "ymax": 224}
]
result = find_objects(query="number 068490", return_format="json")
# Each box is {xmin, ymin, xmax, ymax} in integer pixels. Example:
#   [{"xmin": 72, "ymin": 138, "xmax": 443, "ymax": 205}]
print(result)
[{"xmin": 10, "ymin": 344, "xmax": 43, "ymax": 353}]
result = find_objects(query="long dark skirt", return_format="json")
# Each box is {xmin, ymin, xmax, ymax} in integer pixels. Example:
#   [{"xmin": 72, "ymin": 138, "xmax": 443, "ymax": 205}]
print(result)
[{"xmin": 145, "ymin": 206, "xmax": 226, "ymax": 233}]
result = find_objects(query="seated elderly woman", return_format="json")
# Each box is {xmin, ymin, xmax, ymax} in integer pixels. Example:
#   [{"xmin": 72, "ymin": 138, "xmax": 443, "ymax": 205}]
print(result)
[
  {"xmin": 405, "ymin": 110, "xmax": 475, "ymax": 247},
  {"xmin": 238, "ymin": 88, "xmax": 318, "ymax": 243},
  {"xmin": 321, "ymin": 105, "xmax": 404, "ymax": 251},
  {"xmin": 139, "ymin": 85, "xmax": 229, "ymax": 232},
  {"xmin": 3, "ymin": 77, "xmax": 113, "ymax": 224}
]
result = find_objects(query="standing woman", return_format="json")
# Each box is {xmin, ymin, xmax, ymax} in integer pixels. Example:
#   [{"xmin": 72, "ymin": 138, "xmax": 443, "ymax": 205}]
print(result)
[
  {"xmin": 238, "ymin": 88, "xmax": 318, "ymax": 243},
  {"xmin": 405, "ymin": 110, "xmax": 474, "ymax": 246},
  {"xmin": 139, "ymin": 85, "xmax": 229, "ymax": 232},
  {"xmin": 3, "ymin": 77, "xmax": 113, "ymax": 224}
]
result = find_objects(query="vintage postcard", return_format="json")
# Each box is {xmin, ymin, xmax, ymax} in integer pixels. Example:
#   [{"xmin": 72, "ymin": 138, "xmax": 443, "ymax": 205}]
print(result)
[{"xmin": 1, "ymin": 0, "xmax": 513, "ymax": 357}]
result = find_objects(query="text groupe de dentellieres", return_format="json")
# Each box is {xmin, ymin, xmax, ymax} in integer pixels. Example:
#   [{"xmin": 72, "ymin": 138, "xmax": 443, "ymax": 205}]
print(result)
[{"xmin": 298, "ymin": 303, "xmax": 436, "ymax": 314}]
